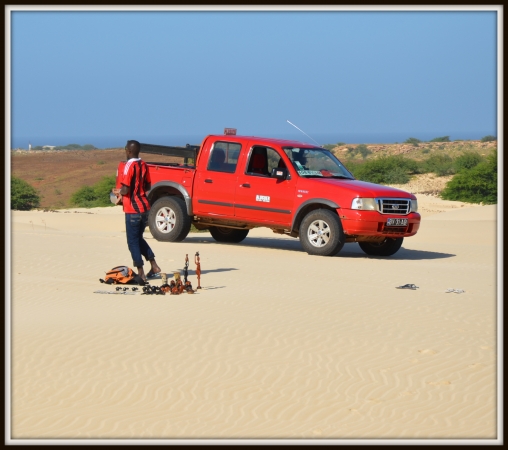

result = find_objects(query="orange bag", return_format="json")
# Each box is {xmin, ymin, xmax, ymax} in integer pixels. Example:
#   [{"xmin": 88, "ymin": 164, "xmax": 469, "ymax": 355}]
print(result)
[{"xmin": 104, "ymin": 266, "xmax": 140, "ymax": 284}]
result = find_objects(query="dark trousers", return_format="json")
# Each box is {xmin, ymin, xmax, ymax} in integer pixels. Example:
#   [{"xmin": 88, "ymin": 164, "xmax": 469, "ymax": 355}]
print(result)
[{"xmin": 125, "ymin": 212, "xmax": 155, "ymax": 268}]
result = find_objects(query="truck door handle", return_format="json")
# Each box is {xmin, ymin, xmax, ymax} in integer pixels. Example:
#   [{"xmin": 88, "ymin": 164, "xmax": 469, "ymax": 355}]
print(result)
[
  {"xmin": 241, "ymin": 183, "xmax": 251, "ymax": 188},
  {"xmin": 205, "ymin": 179, "xmax": 213, "ymax": 183}
]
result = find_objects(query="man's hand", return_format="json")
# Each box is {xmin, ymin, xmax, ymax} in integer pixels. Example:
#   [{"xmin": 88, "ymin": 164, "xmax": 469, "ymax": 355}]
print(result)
[{"xmin": 111, "ymin": 188, "xmax": 122, "ymax": 205}]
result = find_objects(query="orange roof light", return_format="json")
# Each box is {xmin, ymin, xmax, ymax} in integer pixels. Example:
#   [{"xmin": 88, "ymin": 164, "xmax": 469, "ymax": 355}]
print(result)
[{"xmin": 224, "ymin": 128, "xmax": 237, "ymax": 135}]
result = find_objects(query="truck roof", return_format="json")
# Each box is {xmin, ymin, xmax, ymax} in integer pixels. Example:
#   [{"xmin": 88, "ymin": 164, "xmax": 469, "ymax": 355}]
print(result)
[{"xmin": 205, "ymin": 134, "xmax": 319, "ymax": 148}]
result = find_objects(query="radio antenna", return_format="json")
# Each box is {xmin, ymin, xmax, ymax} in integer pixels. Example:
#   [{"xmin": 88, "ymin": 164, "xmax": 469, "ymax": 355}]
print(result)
[{"xmin": 286, "ymin": 120, "xmax": 322, "ymax": 147}]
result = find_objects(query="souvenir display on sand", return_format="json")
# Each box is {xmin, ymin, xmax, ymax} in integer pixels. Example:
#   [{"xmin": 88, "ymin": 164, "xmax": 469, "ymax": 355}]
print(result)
[{"xmin": 195, "ymin": 252, "xmax": 202, "ymax": 289}]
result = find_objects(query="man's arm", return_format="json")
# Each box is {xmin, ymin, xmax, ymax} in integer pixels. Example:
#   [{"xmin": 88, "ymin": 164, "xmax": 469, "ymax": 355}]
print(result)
[{"xmin": 111, "ymin": 184, "xmax": 129, "ymax": 199}]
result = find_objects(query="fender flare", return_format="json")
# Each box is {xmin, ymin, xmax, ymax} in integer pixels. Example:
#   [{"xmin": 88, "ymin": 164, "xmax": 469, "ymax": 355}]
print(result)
[
  {"xmin": 291, "ymin": 198, "xmax": 340, "ymax": 233},
  {"xmin": 148, "ymin": 181, "xmax": 193, "ymax": 216}
]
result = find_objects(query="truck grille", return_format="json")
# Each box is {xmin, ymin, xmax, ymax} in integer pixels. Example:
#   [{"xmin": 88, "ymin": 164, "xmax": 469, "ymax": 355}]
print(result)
[{"xmin": 377, "ymin": 198, "xmax": 410, "ymax": 215}]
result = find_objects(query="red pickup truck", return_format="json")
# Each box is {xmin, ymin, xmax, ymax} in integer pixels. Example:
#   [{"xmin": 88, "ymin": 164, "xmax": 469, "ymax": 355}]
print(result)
[{"xmin": 115, "ymin": 132, "xmax": 421, "ymax": 257}]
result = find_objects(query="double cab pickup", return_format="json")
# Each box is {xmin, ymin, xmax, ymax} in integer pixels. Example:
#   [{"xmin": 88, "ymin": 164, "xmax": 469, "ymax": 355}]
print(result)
[{"xmin": 115, "ymin": 132, "xmax": 421, "ymax": 257}]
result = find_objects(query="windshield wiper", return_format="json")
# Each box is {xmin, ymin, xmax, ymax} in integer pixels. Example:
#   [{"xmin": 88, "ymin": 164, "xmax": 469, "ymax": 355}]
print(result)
[{"xmin": 301, "ymin": 174, "xmax": 354, "ymax": 180}]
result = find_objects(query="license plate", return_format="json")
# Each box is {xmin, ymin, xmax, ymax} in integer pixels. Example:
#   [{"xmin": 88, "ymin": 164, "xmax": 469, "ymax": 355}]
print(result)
[{"xmin": 386, "ymin": 218, "xmax": 408, "ymax": 226}]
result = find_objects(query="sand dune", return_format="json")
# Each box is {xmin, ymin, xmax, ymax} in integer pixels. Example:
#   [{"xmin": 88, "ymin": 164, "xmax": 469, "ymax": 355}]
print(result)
[{"xmin": 9, "ymin": 198, "xmax": 498, "ymax": 442}]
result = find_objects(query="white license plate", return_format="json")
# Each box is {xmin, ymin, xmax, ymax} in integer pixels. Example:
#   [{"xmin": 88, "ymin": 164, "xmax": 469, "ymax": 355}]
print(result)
[{"xmin": 386, "ymin": 218, "xmax": 408, "ymax": 226}]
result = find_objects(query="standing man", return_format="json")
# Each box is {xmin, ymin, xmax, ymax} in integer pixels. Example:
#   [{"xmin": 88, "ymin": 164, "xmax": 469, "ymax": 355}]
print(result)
[{"xmin": 112, "ymin": 140, "xmax": 161, "ymax": 282}]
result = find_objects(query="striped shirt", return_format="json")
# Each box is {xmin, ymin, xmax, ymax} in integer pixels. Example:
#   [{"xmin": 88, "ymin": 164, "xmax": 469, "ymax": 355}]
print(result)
[{"xmin": 120, "ymin": 158, "xmax": 151, "ymax": 213}]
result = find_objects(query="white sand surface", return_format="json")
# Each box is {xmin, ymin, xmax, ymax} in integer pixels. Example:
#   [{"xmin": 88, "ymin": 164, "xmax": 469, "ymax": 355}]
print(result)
[{"xmin": 9, "ymin": 198, "xmax": 499, "ymax": 441}]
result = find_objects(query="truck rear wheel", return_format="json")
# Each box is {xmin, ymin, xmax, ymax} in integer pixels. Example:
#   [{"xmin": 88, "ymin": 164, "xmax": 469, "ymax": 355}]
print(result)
[
  {"xmin": 358, "ymin": 237, "xmax": 403, "ymax": 256},
  {"xmin": 299, "ymin": 209, "xmax": 345, "ymax": 256},
  {"xmin": 148, "ymin": 196, "xmax": 191, "ymax": 242},
  {"xmin": 209, "ymin": 226, "xmax": 249, "ymax": 243}
]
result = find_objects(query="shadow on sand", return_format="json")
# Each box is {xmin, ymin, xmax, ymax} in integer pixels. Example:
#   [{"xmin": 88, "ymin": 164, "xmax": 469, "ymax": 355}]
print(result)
[
  {"xmin": 186, "ymin": 268, "xmax": 238, "ymax": 276},
  {"xmin": 182, "ymin": 236, "xmax": 455, "ymax": 261}
]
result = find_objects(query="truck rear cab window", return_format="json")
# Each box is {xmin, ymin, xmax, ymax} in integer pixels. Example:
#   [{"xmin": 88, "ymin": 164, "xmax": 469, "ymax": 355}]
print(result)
[
  {"xmin": 207, "ymin": 142, "xmax": 241, "ymax": 173},
  {"xmin": 246, "ymin": 146, "xmax": 286, "ymax": 176}
]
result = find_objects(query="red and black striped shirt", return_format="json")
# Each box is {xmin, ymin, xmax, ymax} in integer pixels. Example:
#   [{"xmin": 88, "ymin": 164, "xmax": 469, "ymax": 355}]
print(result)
[{"xmin": 120, "ymin": 158, "xmax": 151, "ymax": 214}]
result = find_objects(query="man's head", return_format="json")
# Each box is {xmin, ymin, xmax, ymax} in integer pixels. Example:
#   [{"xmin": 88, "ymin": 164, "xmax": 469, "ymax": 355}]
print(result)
[{"xmin": 125, "ymin": 140, "xmax": 141, "ymax": 159}]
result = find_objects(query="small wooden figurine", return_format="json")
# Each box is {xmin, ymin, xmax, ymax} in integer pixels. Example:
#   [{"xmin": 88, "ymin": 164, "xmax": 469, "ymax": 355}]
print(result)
[
  {"xmin": 183, "ymin": 254, "xmax": 189, "ymax": 283},
  {"xmin": 185, "ymin": 281, "xmax": 194, "ymax": 294},
  {"xmin": 195, "ymin": 251, "xmax": 202, "ymax": 289}
]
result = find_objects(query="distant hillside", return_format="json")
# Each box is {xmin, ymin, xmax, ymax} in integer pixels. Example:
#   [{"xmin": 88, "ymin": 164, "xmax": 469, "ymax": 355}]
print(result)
[
  {"xmin": 329, "ymin": 139, "xmax": 497, "ymax": 161},
  {"xmin": 11, "ymin": 140, "xmax": 497, "ymax": 209}
]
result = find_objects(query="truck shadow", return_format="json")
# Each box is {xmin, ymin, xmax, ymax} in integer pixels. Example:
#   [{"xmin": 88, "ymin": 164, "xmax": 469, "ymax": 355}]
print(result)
[
  {"xmin": 183, "ymin": 236, "xmax": 455, "ymax": 260},
  {"xmin": 338, "ymin": 246, "xmax": 455, "ymax": 260}
]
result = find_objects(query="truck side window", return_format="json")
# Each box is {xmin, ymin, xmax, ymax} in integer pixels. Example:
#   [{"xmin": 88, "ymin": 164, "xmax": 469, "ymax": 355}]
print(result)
[
  {"xmin": 207, "ymin": 142, "xmax": 241, "ymax": 173},
  {"xmin": 247, "ymin": 147, "xmax": 284, "ymax": 177}
]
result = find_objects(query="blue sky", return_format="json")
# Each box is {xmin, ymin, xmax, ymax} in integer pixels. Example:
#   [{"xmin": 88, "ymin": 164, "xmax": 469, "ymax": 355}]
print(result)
[{"xmin": 9, "ymin": 8, "xmax": 499, "ymax": 148}]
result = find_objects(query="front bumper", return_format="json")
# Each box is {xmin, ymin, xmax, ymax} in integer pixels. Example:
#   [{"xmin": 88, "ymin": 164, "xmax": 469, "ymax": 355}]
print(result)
[{"xmin": 338, "ymin": 209, "xmax": 421, "ymax": 237}]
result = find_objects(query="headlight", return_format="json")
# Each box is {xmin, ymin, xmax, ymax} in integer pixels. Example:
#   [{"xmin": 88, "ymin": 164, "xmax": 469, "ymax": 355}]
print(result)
[
  {"xmin": 411, "ymin": 199, "xmax": 418, "ymax": 213},
  {"xmin": 351, "ymin": 198, "xmax": 378, "ymax": 211}
]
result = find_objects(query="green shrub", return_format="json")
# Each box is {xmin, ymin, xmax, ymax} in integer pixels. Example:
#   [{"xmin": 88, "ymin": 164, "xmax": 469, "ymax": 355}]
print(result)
[
  {"xmin": 346, "ymin": 146, "xmax": 356, "ymax": 156},
  {"xmin": 429, "ymin": 136, "xmax": 450, "ymax": 142},
  {"xmin": 422, "ymin": 148, "xmax": 430, "ymax": 154},
  {"xmin": 453, "ymin": 151, "xmax": 483, "ymax": 172},
  {"xmin": 421, "ymin": 154, "xmax": 454, "ymax": 176},
  {"xmin": 404, "ymin": 137, "xmax": 421, "ymax": 146},
  {"xmin": 336, "ymin": 142, "xmax": 346, "ymax": 146},
  {"xmin": 323, "ymin": 144, "xmax": 335, "ymax": 151},
  {"xmin": 356, "ymin": 144, "xmax": 372, "ymax": 159},
  {"xmin": 347, "ymin": 155, "xmax": 418, "ymax": 185},
  {"xmin": 70, "ymin": 175, "xmax": 116, "ymax": 208},
  {"xmin": 441, "ymin": 151, "xmax": 497, "ymax": 204},
  {"xmin": 480, "ymin": 135, "xmax": 496, "ymax": 142},
  {"xmin": 11, "ymin": 176, "xmax": 41, "ymax": 210},
  {"xmin": 345, "ymin": 144, "xmax": 372, "ymax": 159}
]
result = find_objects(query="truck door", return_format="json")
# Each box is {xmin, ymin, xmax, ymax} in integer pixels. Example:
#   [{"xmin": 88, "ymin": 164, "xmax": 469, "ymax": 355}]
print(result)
[
  {"xmin": 193, "ymin": 140, "xmax": 242, "ymax": 218},
  {"xmin": 234, "ymin": 146, "xmax": 295, "ymax": 226}
]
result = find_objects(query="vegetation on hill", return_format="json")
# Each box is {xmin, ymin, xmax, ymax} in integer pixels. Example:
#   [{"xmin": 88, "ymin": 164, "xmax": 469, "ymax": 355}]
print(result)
[
  {"xmin": 11, "ymin": 176, "xmax": 41, "ymax": 210},
  {"xmin": 341, "ymin": 144, "xmax": 496, "ymax": 204},
  {"xmin": 70, "ymin": 176, "xmax": 116, "ymax": 208},
  {"xmin": 345, "ymin": 156, "xmax": 419, "ymax": 184},
  {"xmin": 441, "ymin": 150, "xmax": 497, "ymax": 204}
]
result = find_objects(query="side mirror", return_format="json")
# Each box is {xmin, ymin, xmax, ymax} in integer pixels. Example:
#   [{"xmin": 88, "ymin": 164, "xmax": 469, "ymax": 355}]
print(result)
[{"xmin": 271, "ymin": 167, "xmax": 289, "ymax": 180}]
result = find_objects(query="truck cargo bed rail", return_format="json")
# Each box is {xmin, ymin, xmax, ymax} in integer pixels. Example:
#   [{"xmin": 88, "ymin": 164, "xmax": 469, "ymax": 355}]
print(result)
[{"xmin": 140, "ymin": 143, "xmax": 199, "ymax": 166}]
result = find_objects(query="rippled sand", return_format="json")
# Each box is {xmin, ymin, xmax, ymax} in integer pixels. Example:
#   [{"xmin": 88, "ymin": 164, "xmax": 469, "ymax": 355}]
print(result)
[{"xmin": 9, "ymin": 201, "xmax": 498, "ymax": 442}]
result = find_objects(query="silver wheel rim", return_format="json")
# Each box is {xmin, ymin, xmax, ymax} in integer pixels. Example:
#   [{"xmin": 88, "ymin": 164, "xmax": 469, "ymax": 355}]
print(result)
[
  {"xmin": 307, "ymin": 219, "xmax": 331, "ymax": 248},
  {"xmin": 155, "ymin": 206, "xmax": 176, "ymax": 234}
]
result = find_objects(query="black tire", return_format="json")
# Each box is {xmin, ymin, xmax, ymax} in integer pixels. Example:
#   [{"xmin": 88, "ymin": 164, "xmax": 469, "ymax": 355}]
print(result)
[
  {"xmin": 148, "ymin": 196, "xmax": 191, "ymax": 242},
  {"xmin": 299, "ymin": 209, "xmax": 345, "ymax": 256},
  {"xmin": 209, "ymin": 226, "xmax": 249, "ymax": 243},
  {"xmin": 358, "ymin": 237, "xmax": 404, "ymax": 256}
]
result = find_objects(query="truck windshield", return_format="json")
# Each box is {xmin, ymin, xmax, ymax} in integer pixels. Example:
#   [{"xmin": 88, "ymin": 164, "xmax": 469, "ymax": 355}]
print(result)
[{"xmin": 282, "ymin": 147, "xmax": 355, "ymax": 179}]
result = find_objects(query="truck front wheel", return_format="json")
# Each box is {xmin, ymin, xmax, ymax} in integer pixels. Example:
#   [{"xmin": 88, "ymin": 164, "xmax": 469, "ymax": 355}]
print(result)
[
  {"xmin": 148, "ymin": 196, "xmax": 191, "ymax": 242},
  {"xmin": 299, "ymin": 209, "xmax": 345, "ymax": 256},
  {"xmin": 358, "ymin": 237, "xmax": 404, "ymax": 256},
  {"xmin": 209, "ymin": 226, "xmax": 249, "ymax": 243}
]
